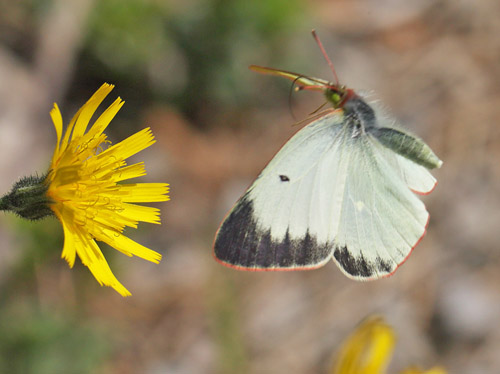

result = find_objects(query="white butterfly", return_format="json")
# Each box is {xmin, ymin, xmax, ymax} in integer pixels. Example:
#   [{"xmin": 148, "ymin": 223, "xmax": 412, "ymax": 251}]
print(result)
[{"xmin": 213, "ymin": 32, "xmax": 442, "ymax": 280}]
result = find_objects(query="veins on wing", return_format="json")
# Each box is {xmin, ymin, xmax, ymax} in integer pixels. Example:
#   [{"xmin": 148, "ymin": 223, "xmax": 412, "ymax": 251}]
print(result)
[
  {"xmin": 369, "ymin": 145, "xmax": 422, "ymax": 252},
  {"xmin": 364, "ymin": 141, "xmax": 402, "ymax": 267},
  {"xmin": 275, "ymin": 118, "xmax": 345, "ymax": 185}
]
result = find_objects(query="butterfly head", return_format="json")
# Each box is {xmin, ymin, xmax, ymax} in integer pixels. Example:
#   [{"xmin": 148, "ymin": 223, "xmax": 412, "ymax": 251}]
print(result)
[{"xmin": 324, "ymin": 84, "xmax": 357, "ymax": 109}]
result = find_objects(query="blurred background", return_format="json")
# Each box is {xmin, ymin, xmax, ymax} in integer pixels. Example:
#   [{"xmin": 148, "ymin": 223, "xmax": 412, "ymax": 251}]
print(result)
[{"xmin": 0, "ymin": 0, "xmax": 499, "ymax": 373}]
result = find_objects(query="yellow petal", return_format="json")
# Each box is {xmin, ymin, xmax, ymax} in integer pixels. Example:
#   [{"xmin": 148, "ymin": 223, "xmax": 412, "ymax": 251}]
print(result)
[
  {"xmin": 83, "ymin": 97, "xmax": 124, "ymax": 145},
  {"xmin": 72, "ymin": 83, "xmax": 115, "ymax": 140},
  {"xmin": 79, "ymin": 237, "xmax": 131, "ymax": 296},
  {"xmin": 112, "ymin": 163, "xmax": 147, "ymax": 182},
  {"xmin": 99, "ymin": 229, "xmax": 162, "ymax": 263},
  {"xmin": 332, "ymin": 316, "xmax": 395, "ymax": 374},
  {"xmin": 50, "ymin": 103, "xmax": 63, "ymax": 162},
  {"xmin": 60, "ymin": 83, "xmax": 114, "ymax": 152},
  {"xmin": 98, "ymin": 127, "xmax": 155, "ymax": 162},
  {"xmin": 118, "ymin": 183, "xmax": 170, "ymax": 203},
  {"xmin": 58, "ymin": 211, "xmax": 77, "ymax": 268},
  {"xmin": 118, "ymin": 203, "xmax": 162, "ymax": 224}
]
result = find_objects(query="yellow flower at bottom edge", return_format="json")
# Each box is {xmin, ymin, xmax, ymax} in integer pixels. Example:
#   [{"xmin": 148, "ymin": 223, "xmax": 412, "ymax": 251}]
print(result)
[
  {"xmin": 333, "ymin": 316, "xmax": 395, "ymax": 374},
  {"xmin": 0, "ymin": 83, "xmax": 169, "ymax": 296},
  {"xmin": 400, "ymin": 368, "xmax": 447, "ymax": 374},
  {"xmin": 332, "ymin": 317, "xmax": 446, "ymax": 374}
]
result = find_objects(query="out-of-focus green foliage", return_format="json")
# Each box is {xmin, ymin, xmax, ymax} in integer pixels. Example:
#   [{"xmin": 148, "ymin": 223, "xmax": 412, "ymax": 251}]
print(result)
[
  {"xmin": 82, "ymin": 0, "xmax": 309, "ymax": 127},
  {"xmin": 0, "ymin": 217, "xmax": 113, "ymax": 373},
  {"xmin": 210, "ymin": 276, "xmax": 249, "ymax": 374},
  {"xmin": 0, "ymin": 302, "xmax": 110, "ymax": 374},
  {"xmin": 8, "ymin": 218, "xmax": 62, "ymax": 284},
  {"xmin": 0, "ymin": 218, "xmax": 111, "ymax": 373},
  {"xmin": 87, "ymin": 0, "xmax": 166, "ymax": 72},
  {"xmin": 165, "ymin": 0, "xmax": 307, "ymax": 119}
]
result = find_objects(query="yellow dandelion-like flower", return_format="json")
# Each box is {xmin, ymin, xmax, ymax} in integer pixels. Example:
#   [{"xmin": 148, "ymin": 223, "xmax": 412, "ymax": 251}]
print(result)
[
  {"xmin": 332, "ymin": 316, "xmax": 446, "ymax": 374},
  {"xmin": 0, "ymin": 83, "xmax": 169, "ymax": 296}
]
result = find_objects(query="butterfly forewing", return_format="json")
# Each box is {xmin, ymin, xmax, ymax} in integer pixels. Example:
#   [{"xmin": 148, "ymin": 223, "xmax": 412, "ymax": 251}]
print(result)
[{"xmin": 214, "ymin": 113, "xmax": 348, "ymax": 270}]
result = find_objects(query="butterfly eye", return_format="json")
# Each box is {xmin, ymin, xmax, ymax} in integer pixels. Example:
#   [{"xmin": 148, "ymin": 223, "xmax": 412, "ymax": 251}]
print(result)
[{"xmin": 328, "ymin": 91, "xmax": 343, "ymax": 107}]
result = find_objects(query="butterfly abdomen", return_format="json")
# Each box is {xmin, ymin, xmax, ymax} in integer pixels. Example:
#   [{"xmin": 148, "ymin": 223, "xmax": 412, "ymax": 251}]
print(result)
[{"xmin": 370, "ymin": 127, "xmax": 443, "ymax": 169}]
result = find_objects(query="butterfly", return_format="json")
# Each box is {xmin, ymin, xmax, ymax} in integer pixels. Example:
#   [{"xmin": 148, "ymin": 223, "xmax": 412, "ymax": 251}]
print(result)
[{"xmin": 213, "ymin": 31, "xmax": 442, "ymax": 280}]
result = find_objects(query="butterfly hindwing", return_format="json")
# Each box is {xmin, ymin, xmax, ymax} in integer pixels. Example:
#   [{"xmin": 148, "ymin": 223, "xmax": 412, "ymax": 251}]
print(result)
[
  {"xmin": 332, "ymin": 133, "xmax": 429, "ymax": 279},
  {"xmin": 394, "ymin": 154, "xmax": 437, "ymax": 195}
]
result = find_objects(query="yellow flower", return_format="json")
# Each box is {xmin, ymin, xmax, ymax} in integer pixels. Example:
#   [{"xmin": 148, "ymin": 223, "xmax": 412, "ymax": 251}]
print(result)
[
  {"xmin": 45, "ymin": 83, "xmax": 169, "ymax": 296},
  {"xmin": 332, "ymin": 317, "xmax": 446, "ymax": 374},
  {"xmin": 400, "ymin": 369, "xmax": 447, "ymax": 374}
]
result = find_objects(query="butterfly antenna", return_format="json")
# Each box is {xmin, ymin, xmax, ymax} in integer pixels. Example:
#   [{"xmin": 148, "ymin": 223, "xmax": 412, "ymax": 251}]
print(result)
[{"xmin": 312, "ymin": 30, "xmax": 339, "ymax": 86}]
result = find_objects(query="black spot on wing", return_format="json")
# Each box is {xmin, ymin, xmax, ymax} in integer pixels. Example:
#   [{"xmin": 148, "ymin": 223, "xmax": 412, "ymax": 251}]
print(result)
[
  {"xmin": 333, "ymin": 246, "xmax": 396, "ymax": 278},
  {"xmin": 214, "ymin": 195, "xmax": 333, "ymax": 268},
  {"xmin": 279, "ymin": 175, "xmax": 290, "ymax": 182}
]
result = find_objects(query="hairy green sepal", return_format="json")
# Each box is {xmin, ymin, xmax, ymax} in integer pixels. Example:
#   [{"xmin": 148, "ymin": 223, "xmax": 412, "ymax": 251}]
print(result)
[{"xmin": 0, "ymin": 175, "xmax": 53, "ymax": 220}]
